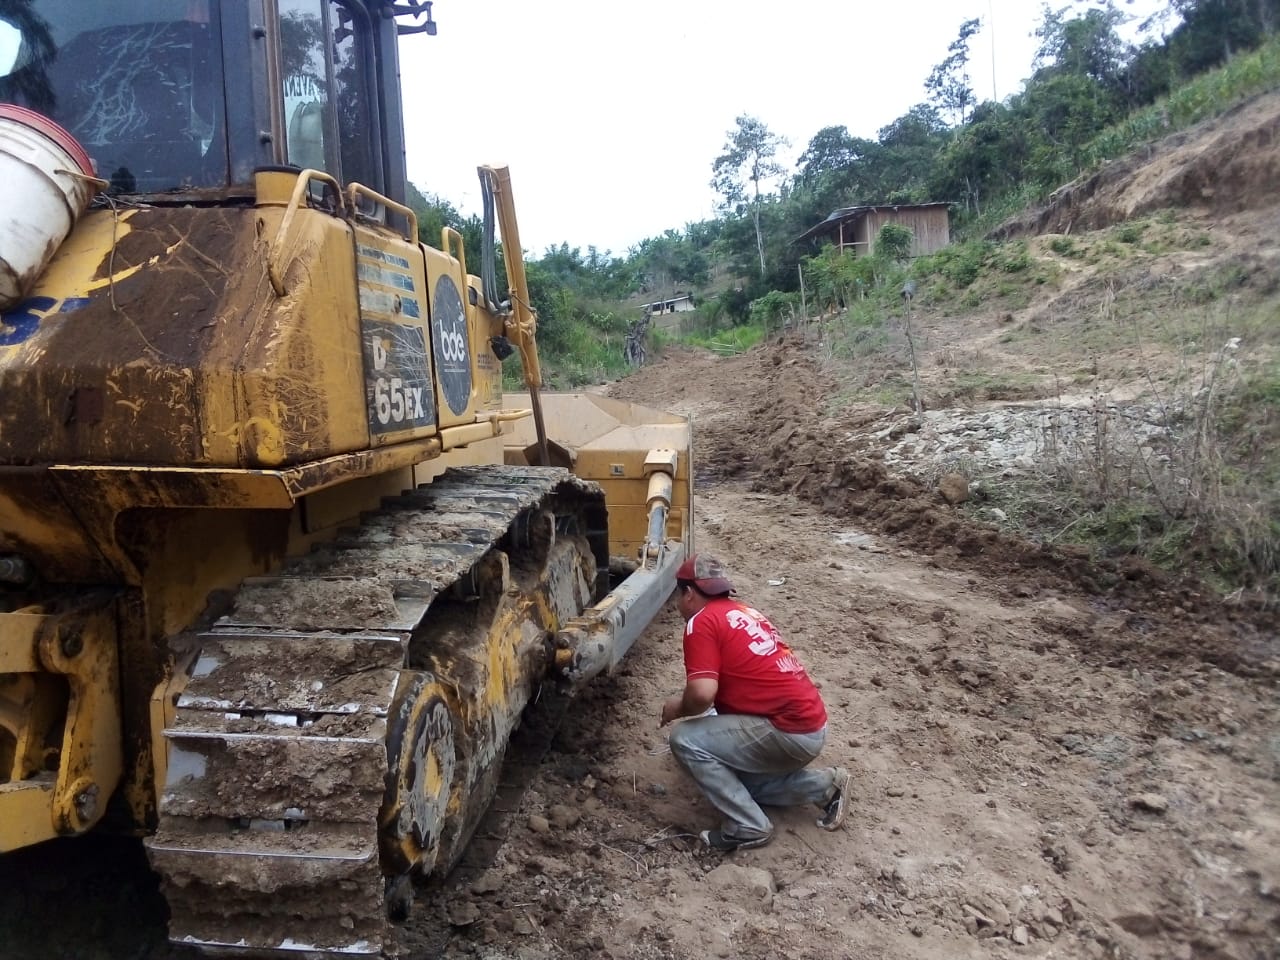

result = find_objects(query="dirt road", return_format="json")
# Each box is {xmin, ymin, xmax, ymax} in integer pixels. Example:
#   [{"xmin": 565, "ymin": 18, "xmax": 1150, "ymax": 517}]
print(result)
[{"xmin": 408, "ymin": 344, "xmax": 1278, "ymax": 960}]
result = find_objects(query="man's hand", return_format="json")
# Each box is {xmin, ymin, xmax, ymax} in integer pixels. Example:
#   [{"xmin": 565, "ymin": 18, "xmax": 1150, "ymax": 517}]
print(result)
[
  {"xmin": 659, "ymin": 695, "xmax": 683, "ymax": 727},
  {"xmin": 659, "ymin": 678, "xmax": 717, "ymax": 726}
]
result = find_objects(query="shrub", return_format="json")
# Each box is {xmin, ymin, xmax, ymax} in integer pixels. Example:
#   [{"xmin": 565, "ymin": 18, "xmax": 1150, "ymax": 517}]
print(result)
[
  {"xmin": 1002, "ymin": 249, "xmax": 1032, "ymax": 273},
  {"xmin": 1116, "ymin": 223, "xmax": 1146, "ymax": 245},
  {"xmin": 875, "ymin": 223, "xmax": 914, "ymax": 262},
  {"xmin": 926, "ymin": 240, "xmax": 990, "ymax": 289},
  {"xmin": 749, "ymin": 290, "xmax": 801, "ymax": 331}
]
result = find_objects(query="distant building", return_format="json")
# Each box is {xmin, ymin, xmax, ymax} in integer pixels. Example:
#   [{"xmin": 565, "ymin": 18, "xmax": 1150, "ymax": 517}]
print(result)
[
  {"xmin": 638, "ymin": 293, "xmax": 695, "ymax": 332},
  {"xmin": 641, "ymin": 294, "xmax": 695, "ymax": 315},
  {"xmin": 795, "ymin": 203, "xmax": 951, "ymax": 257}
]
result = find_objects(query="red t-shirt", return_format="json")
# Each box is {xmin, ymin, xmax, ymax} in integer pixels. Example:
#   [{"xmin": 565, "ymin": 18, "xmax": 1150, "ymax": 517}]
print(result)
[{"xmin": 683, "ymin": 598, "xmax": 827, "ymax": 734}]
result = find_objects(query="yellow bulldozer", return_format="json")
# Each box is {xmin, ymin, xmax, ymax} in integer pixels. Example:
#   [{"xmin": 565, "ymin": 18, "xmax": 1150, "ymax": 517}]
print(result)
[{"xmin": 0, "ymin": 1, "xmax": 690, "ymax": 954}]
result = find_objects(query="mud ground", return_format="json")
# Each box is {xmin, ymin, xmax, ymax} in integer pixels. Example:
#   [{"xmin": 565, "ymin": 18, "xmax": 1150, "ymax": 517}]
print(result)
[
  {"xmin": 399, "ymin": 343, "xmax": 1277, "ymax": 960},
  {"xmin": 8, "ymin": 338, "xmax": 1274, "ymax": 960}
]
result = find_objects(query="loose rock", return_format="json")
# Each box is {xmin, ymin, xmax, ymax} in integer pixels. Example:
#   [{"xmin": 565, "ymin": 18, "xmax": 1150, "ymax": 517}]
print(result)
[
  {"xmin": 547, "ymin": 804, "xmax": 581, "ymax": 830},
  {"xmin": 1128, "ymin": 793, "xmax": 1169, "ymax": 813},
  {"xmin": 705, "ymin": 863, "xmax": 776, "ymax": 907},
  {"xmin": 447, "ymin": 901, "xmax": 481, "ymax": 927},
  {"xmin": 471, "ymin": 872, "xmax": 504, "ymax": 895},
  {"xmin": 938, "ymin": 473, "xmax": 970, "ymax": 504}
]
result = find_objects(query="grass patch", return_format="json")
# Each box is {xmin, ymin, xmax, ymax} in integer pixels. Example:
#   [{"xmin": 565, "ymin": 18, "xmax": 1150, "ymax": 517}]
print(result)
[
  {"xmin": 940, "ymin": 371, "xmax": 1042, "ymax": 402},
  {"xmin": 683, "ymin": 323, "xmax": 766, "ymax": 355},
  {"xmin": 1115, "ymin": 222, "xmax": 1146, "ymax": 245},
  {"xmin": 1083, "ymin": 36, "xmax": 1280, "ymax": 170}
]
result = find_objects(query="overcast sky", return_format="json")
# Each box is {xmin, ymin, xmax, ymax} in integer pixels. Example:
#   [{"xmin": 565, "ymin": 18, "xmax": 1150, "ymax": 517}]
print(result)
[{"xmin": 397, "ymin": 0, "xmax": 1175, "ymax": 257}]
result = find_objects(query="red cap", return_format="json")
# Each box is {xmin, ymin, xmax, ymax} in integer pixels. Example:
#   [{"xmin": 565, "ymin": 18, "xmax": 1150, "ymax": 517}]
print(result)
[
  {"xmin": 676, "ymin": 553, "xmax": 735, "ymax": 597},
  {"xmin": 0, "ymin": 104, "xmax": 95, "ymax": 176}
]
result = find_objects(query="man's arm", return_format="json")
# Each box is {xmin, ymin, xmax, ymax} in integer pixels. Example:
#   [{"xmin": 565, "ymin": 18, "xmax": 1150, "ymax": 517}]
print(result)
[{"xmin": 659, "ymin": 677, "xmax": 718, "ymax": 726}]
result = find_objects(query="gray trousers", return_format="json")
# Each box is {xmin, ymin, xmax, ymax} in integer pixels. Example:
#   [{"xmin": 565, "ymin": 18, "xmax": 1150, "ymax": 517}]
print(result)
[{"xmin": 668, "ymin": 713, "xmax": 834, "ymax": 840}]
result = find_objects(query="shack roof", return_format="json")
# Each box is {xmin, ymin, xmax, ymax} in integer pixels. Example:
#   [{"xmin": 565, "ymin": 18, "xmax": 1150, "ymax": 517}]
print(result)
[{"xmin": 794, "ymin": 202, "xmax": 952, "ymax": 244}]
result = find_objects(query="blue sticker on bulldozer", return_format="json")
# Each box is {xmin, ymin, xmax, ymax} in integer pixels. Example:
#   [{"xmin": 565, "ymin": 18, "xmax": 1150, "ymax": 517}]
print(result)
[
  {"xmin": 362, "ymin": 319, "xmax": 436, "ymax": 435},
  {"xmin": 432, "ymin": 274, "xmax": 472, "ymax": 415},
  {"xmin": 0, "ymin": 297, "xmax": 91, "ymax": 346}
]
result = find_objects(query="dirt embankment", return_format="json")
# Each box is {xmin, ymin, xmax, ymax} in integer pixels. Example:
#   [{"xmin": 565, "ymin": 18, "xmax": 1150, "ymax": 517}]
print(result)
[
  {"xmin": 992, "ymin": 92, "xmax": 1280, "ymax": 239},
  {"xmin": 608, "ymin": 345, "xmax": 1278, "ymax": 679}
]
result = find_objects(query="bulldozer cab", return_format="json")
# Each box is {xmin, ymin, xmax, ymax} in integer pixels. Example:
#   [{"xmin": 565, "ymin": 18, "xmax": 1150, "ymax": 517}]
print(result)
[{"xmin": 0, "ymin": 0, "xmax": 412, "ymax": 203}]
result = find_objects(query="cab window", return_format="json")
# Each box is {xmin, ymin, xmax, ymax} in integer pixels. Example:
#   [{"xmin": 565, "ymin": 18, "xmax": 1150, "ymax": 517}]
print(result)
[
  {"xmin": 0, "ymin": 1, "xmax": 228, "ymax": 194},
  {"xmin": 278, "ymin": 0, "xmax": 375, "ymax": 188}
]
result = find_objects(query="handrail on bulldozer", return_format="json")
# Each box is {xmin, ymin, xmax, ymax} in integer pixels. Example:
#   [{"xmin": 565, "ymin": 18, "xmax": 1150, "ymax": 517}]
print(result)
[
  {"xmin": 346, "ymin": 182, "xmax": 419, "ymax": 244},
  {"xmin": 264, "ymin": 168, "xmax": 345, "ymax": 296},
  {"xmin": 478, "ymin": 165, "xmax": 550, "ymax": 467}
]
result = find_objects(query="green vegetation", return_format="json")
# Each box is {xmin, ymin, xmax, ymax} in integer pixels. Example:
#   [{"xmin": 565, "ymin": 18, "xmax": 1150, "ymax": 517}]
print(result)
[
  {"xmin": 1084, "ymin": 36, "xmax": 1280, "ymax": 170},
  {"xmin": 683, "ymin": 323, "xmax": 767, "ymax": 356},
  {"xmin": 747, "ymin": 290, "xmax": 801, "ymax": 331},
  {"xmin": 875, "ymin": 223, "xmax": 914, "ymax": 262}
]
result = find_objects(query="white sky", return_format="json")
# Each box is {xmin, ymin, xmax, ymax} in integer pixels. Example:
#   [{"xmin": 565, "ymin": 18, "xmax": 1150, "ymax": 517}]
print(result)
[{"xmin": 398, "ymin": 0, "xmax": 1175, "ymax": 257}]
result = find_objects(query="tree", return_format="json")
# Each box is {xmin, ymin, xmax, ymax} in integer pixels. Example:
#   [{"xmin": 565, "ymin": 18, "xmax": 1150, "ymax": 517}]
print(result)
[
  {"xmin": 711, "ymin": 114, "xmax": 788, "ymax": 277},
  {"xmin": 1166, "ymin": 0, "xmax": 1280, "ymax": 75},
  {"xmin": 869, "ymin": 103, "xmax": 948, "ymax": 202},
  {"xmin": 1033, "ymin": 2, "xmax": 1127, "ymax": 88},
  {"xmin": 929, "ymin": 100, "xmax": 1029, "ymax": 215},
  {"xmin": 796, "ymin": 125, "xmax": 867, "ymax": 182},
  {"xmin": 1020, "ymin": 72, "xmax": 1122, "ymax": 186},
  {"xmin": 630, "ymin": 228, "xmax": 711, "ymax": 297},
  {"xmin": 407, "ymin": 183, "xmax": 484, "ymax": 284},
  {"xmin": 925, "ymin": 17, "xmax": 982, "ymax": 126},
  {"xmin": 793, "ymin": 125, "xmax": 882, "ymax": 220}
]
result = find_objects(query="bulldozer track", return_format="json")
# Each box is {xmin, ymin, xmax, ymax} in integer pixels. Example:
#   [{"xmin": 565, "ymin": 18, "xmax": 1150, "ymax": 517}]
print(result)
[
  {"xmin": 401, "ymin": 680, "xmax": 578, "ymax": 958},
  {"xmin": 145, "ymin": 465, "xmax": 607, "ymax": 958}
]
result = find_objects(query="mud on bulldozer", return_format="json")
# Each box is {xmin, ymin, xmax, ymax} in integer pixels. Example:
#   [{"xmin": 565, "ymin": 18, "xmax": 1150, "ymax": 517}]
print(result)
[{"xmin": 0, "ymin": 2, "xmax": 691, "ymax": 954}]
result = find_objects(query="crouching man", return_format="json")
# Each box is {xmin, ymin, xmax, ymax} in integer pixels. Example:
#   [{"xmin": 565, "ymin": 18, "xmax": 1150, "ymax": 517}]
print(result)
[{"xmin": 660, "ymin": 554, "xmax": 850, "ymax": 852}]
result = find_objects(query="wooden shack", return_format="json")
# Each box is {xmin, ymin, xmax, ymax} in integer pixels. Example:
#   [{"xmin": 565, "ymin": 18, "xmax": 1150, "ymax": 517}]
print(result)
[{"xmin": 795, "ymin": 203, "xmax": 951, "ymax": 257}]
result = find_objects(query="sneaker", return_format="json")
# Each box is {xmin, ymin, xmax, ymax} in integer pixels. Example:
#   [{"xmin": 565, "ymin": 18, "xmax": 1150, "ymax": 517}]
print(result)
[
  {"xmin": 698, "ymin": 829, "xmax": 772, "ymax": 852},
  {"xmin": 817, "ymin": 767, "xmax": 851, "ymax": 831}
]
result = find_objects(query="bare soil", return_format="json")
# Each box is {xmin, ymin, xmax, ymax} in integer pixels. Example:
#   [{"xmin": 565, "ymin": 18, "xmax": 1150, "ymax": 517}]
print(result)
[
  {"xmin": 405, "ymin": 338, "xmax": 1278, "ymax": 960},
  {"xmin": 992, "ymin": 91, "xmax": 1280, "ymax": 238}
]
